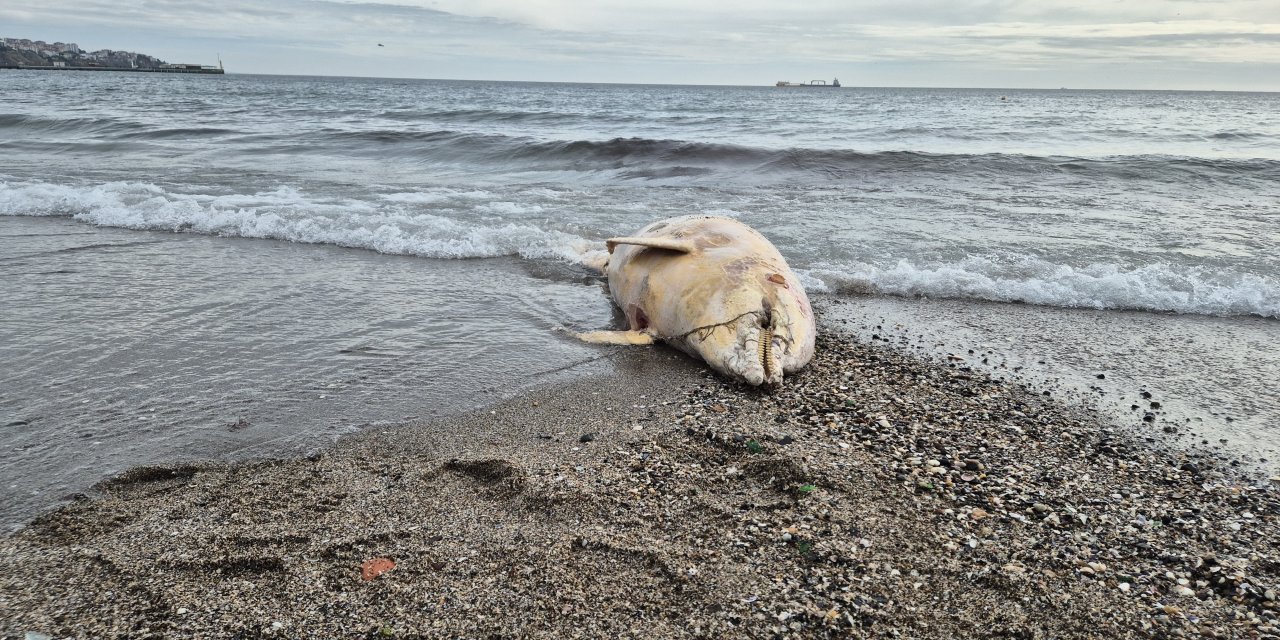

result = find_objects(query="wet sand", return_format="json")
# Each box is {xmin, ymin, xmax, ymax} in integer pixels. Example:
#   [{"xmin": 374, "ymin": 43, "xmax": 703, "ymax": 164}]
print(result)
[{"xmin": 2, "ymin": 329, "xmax": 1278, "ymax": 638}]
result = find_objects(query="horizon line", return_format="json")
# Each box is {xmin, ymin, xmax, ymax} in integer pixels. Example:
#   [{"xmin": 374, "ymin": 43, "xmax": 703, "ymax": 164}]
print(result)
[{"xmin": 214, "ymin": 71, "xmax": 1278, "ymax": 94}]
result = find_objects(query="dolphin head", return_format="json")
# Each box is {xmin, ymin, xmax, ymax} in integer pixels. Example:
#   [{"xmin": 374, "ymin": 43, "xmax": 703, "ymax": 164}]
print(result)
[{"xmin": 685, "ymin": 271, "xmax": 816, "ymax": 387}]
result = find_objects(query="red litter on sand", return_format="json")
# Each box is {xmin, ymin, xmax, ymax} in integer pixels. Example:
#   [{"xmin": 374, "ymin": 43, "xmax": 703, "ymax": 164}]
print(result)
[{"xmin": 361, "ymin": 557, "xmax": 396, "ymax": 581}]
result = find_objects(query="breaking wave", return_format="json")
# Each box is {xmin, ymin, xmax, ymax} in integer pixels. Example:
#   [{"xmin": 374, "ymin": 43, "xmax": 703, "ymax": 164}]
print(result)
[
  {"xmin": 0, "ymin": 180, "xmax": 604, "ymax": 265},
  {"xmin": 4, "ymin": 178, "xmax": 1275, "ymax": 319},
  {"xmin": 800, "ymin": 257, "xmax": 1280, "ymax": 319},
  {"xmin": 294, "ymin": 131, "xmax": 1280, "ymax": 185},
  {"xmin": 7, "ymin": 107, "xmax": 1276, "ymax": 187}
]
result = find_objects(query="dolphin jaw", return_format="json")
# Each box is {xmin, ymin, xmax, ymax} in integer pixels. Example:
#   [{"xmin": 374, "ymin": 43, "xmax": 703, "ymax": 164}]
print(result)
[{"xmin": 715, "ymin": 317, "xmax": 784, "ymax": 387}]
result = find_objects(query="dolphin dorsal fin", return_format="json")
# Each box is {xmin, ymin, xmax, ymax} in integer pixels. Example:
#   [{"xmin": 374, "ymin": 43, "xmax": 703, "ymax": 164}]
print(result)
[{"xmin": 606, "ymin": 236, "xmax": 697, "ymax": 254}]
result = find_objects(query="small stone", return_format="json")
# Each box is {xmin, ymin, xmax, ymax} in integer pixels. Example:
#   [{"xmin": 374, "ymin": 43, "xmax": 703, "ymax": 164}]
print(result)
[
  {"xmin": 1119, "ymin": 582, "xmax": 1131, "ymax": 593},
  {"xmin": 1032, "ymin": 503, "xmax": 1051, "ymax": 514},
  {"xmin": 1266, "ymin": 589, "xmax": 1276, "ymax": 602},
  {"xmin": 177, "ymin": 607, "xmax": 189, "ymax": 615},
  {"xmin": 1173, "ymin": 586, "xmax": 1195, "ymax": 597},
  {"xmin": 579, "ymin": 433, "xmax": 595, "ymax": 443}
]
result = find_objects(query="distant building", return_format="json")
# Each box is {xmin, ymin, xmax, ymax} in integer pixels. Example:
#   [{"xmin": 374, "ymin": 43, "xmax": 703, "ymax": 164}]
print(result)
[
  {"xmin": 4, "ymin": 38, "xmax": 38, "ymax": 52},
  {"xmin": 0, "ymin": 38, "xmax": 80, "ymax": 54}
]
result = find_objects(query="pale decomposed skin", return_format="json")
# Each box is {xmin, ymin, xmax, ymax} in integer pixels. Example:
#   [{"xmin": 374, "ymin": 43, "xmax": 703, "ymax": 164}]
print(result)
[{"xmin": 582, "ymin": 215, "xmax": 816, "ymax": 386}]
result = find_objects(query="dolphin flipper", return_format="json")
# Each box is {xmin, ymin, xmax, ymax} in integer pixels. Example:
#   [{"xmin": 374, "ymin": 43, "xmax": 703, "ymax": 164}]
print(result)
[
  {"xmin": 581, "ymin": 252, "xmax": 610, "ymax": 273},
  {"xmin": 575, "ymin": 329, "xmax": 656, "ymax": 346},
  {"xmin": 606, "ymin": 237, "xmax": 697, "ymax": 254}
]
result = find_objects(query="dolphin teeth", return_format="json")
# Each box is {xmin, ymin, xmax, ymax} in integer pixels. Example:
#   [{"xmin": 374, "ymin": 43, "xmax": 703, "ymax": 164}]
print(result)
[{"xmin": 759, "ymin": 326, "xmax": 773, "ymax": 378}]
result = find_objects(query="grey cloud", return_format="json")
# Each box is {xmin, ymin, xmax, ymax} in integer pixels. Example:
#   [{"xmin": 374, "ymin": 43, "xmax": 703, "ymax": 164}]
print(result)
[{"xmin": 4, "ymin": 0, "xmax": 1277, "ymax": 89}]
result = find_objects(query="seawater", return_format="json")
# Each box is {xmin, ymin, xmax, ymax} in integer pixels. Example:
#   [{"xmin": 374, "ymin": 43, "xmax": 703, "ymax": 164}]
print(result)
[{"xmin": 2, "ymin": 72, "xmax": 1277, "ymax": 528}]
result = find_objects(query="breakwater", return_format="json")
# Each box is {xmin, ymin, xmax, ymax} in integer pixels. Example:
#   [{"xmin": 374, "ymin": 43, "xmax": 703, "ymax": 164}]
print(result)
[{"xmin": 0, "ymin": 64, "xmax": 223, "ymax": 74}]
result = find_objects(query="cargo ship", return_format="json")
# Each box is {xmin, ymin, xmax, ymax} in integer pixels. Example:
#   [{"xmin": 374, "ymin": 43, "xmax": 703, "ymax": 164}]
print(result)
[{"xmin": 775, "ymin": 78, "xmax": 840, "ymax": 87}]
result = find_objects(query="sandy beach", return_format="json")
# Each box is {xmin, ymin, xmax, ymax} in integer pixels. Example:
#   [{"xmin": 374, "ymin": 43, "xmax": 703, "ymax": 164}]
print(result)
[{"xmin": 2, "ymin": 317, "xmax": 1277, "ymax": 639}]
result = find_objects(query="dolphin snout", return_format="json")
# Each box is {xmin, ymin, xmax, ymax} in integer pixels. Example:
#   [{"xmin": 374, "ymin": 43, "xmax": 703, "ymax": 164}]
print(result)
[{"xmin": 731, "ymin": 317, "xmax": 783, "ymax": 387}]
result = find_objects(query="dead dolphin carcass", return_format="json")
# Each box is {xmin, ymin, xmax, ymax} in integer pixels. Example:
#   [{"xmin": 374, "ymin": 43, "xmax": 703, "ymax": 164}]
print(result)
[{"xmin": 578, "ymin": 215, "xmax": 815, "ymax": 386}]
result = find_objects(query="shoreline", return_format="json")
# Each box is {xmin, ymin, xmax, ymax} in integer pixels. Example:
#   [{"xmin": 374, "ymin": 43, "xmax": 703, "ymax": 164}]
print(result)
[{"xmin": 3, "ymin": 329, "xmax": 1278, "ymax": 638}]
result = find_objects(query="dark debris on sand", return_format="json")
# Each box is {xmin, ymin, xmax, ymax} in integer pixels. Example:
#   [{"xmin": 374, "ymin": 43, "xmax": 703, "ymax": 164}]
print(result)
[{"xmin": 2, "ymin": 333, "xmax": 1278, "ymax": 638}]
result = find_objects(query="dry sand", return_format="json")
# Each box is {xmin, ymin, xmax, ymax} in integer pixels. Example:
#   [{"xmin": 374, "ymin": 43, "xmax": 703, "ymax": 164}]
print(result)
[{"xmin": 2, "ymin": 326, "xmax": 1278, "ymax": 639}]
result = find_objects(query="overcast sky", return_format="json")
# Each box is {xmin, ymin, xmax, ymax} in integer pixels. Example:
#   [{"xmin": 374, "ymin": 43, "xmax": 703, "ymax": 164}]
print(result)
[{"xmin": 4, "ymin": 0, "xmax": 1278, "ymax": 90}]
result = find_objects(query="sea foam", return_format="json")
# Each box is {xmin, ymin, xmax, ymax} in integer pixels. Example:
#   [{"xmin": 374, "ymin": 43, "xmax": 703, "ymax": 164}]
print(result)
[
  {"xmin": 799, "ymin": 256, "xmax": 1280, "ymax": 319},
  {"xmin": 0, "ymin": 180, "xmax": 602, "ymax": 264}
]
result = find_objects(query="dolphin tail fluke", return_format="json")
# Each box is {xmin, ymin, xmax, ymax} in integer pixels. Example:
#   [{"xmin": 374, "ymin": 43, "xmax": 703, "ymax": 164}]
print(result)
[
  {"xmin": 575, "ymin": 329, "xmax": 656, "ymax": 346},
  {"xmin": 606, "ymin": 237, "xmax": 697, "ymax": 254}
]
